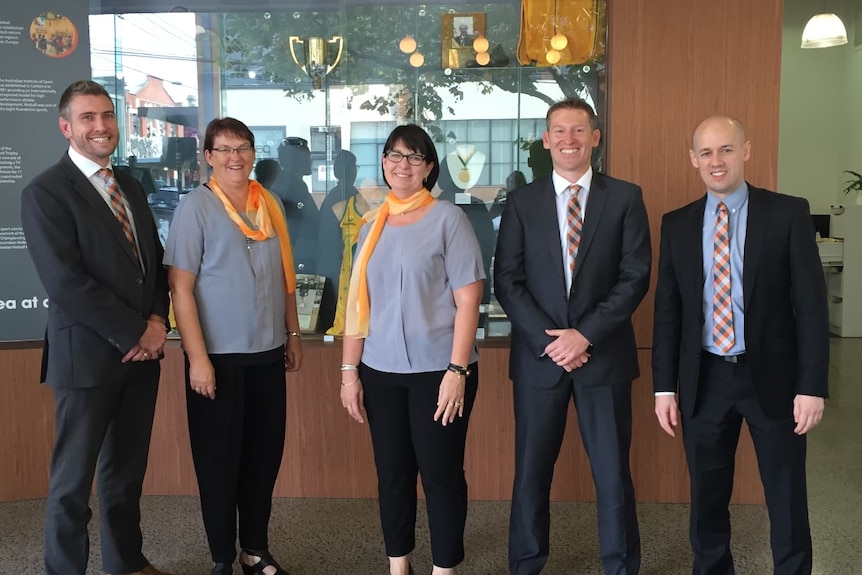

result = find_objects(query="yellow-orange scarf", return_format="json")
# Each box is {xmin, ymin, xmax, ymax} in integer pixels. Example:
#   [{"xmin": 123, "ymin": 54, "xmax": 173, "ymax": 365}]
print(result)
[
  {"xmin": 208, "ymin": 176, "xmax": 297, "ymax": 293},
  {"xmin": 344, "ymin": 188, "xmax": 434, "ymax": 337}
]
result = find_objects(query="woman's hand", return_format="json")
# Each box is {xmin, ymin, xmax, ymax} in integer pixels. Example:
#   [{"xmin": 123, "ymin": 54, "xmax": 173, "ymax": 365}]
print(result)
[
  {"xmin": 434, "ymin": 370, "xmax": 466, "ymax": 426},
  {"xmin": 341, "ymin": 376, "xmax": 365, "ymax": 423},
  {"xmin": 285, "ymin": 336, "xmax": 303, "ymax": 372},
  {"xmin": 189, "ymin": 357, "xmax": 216, "ymax": 399}
]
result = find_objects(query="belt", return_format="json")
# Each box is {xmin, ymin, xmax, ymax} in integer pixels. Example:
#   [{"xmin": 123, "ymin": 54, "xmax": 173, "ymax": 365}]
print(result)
[{"xmin": 702, "ymin": 350, "xmax": 747, "ymax": 364}]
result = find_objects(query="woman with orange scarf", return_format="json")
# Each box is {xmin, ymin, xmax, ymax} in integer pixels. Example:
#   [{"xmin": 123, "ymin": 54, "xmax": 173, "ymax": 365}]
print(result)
[
  {"xmin": 164, "ymin": 118, "xmax": 301, "ymax": 575},
  {"xmin": 340, "ymin": 125, "xmax": 485, "ymax": 575}
]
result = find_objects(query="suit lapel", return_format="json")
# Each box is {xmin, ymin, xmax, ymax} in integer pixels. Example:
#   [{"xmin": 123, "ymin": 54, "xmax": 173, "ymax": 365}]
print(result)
[
  {"xmin": 61, "ymin": 155, "xmax": 141, "ymax": 267},
  {"xmin": 571, "ymin": 173, "xmax": 607, "ymax": 284},
  {"xmin": 536, "ymin": 179, "xmax": 567, "ymax": 293},
  {"xmin": 743, "ymin": 185, "xmax": 768, "ymax": 309},
  {"xmin": 683, "ymin": 197, "xmax": 707, "ymax": 304}
]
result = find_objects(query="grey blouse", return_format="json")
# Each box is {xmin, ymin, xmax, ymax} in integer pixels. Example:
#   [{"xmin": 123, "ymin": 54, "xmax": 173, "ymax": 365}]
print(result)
[
  {"xmin": 360, "ymin": 201, "xmax": 485, "ymax": 373},
  {"xmin": 163, "ymin": 184, "xmax": 286, "ymax": 354}
]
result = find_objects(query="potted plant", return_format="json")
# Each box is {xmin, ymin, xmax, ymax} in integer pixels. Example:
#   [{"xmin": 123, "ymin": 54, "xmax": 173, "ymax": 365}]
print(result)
[{"xmin": 843, "ymin": 170, "xmax": 862, "ymax": 204}]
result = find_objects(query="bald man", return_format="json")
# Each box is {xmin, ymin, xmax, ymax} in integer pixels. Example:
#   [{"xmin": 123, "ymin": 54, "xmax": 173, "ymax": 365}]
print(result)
[{"xmin": 652, "ymin": 116, "xmax": 829, "ymax": 575}]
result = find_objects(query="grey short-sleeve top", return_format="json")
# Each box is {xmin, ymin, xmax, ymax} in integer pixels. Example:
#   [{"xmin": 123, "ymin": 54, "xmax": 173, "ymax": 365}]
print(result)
[
  {"xmin": 360, "ymin": 201, "xmax": 485, "ymax": 373},
  {"xmin": 163, "ymin": 184, "xmax": 286, "ymax": 354}
]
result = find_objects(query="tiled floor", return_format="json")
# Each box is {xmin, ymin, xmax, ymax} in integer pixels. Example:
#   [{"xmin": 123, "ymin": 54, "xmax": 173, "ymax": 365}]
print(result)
[{"xmin": 2, "ymin": 339, "xmax": 858, "ymax": 575}]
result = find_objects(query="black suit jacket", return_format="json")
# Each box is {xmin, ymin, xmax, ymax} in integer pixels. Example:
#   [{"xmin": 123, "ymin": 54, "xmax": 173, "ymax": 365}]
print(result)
[
  {"xmin": 494, "ymin": 173, "xmax": 652, "ymax": 387},
  {"xmin": 21, "ymin": 153, "xmax": 169, "ymax": 388},
  {"xmin": 652, "ymin": 184, "xmax": 829, "ymax": 419}
]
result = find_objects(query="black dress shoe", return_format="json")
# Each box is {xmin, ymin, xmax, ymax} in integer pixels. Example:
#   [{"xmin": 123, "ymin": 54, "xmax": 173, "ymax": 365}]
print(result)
[{"xmin": 211, "ymin": 562, "xmax": 234, "ymax": 575}]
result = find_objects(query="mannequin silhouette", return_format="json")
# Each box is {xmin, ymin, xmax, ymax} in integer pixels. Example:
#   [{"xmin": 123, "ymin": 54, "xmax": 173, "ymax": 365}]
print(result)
[
  {"xmin": 437, "ymin": 155, "xmax": 494, "ymax": 306},
  {"xmin": 270, "ymin": 137, "xmax": 320, "ymax": 276},
  {"xmin": 317, "ymin": 150, "xmax": 359, "ymax": 332}
]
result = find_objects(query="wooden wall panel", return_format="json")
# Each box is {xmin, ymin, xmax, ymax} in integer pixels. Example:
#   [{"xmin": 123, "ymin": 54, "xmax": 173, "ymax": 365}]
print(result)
[
  {"xmin": 1, "ymin": 345, "xmax": 764, "ymax": 504},
  {"xmin": 609, "ymin": 0, "xmax": 784, "ymax": 349}
]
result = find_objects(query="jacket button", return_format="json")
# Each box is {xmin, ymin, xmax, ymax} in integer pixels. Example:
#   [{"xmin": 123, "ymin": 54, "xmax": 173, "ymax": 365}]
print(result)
[{"xmin": 136, "ymin": 278, "xmax": 143, "ymax": 285}]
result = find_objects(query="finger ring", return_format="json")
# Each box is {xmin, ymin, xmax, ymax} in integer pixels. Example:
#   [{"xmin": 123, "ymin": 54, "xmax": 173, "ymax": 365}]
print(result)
[
  {"xmin": 448, "ymin": 402, "xmax": 455, "ymax": 406},
  {"xmin": 194, "ymin": 387, "xmax": 200, "ymax": 392},
  {"xmin": 454, "ymin": 401, "xmax": 461, "ymax": 406},
  {"xmin": 342, "ymin": 404, "xmax": 347, "ymax": 408},
  {"xmin": 143, "ymin": 352, "xmax": 149, "ymax": 358}
]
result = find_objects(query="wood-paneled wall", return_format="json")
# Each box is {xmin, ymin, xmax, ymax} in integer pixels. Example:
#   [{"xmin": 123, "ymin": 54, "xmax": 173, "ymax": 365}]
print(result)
[
  {"xmin": 1, "ymin": 344, "xmax": 764, "ymax": 504},
  {"xmin": 0, "ymin": 0, "xmax": 782, "ymax": 504}
]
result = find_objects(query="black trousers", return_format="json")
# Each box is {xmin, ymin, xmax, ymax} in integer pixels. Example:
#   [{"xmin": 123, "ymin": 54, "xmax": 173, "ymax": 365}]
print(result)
[
  {"xmin": 360, "ymin": 362, "xmax": 479, "ymax": 569},
  {"xmin": 185, "ymin": 348, "xmax": 286, "ymax": 564},
  {"xmin": 45, "ymin": 367, "xmax": 159, "ymax": 575},
  {"xmin": 509, "ymin": 376, "xmax": 641, "ymax": 575},
  {"xmin": 682, "ymin": 356, "xmax": 811, "ymax": 575}
]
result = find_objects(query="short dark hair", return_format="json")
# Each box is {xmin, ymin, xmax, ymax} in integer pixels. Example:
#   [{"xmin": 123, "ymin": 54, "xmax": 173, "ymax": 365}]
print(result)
[
  {"xmin": 203, "ymin": 117, "xmax": 255, "ymax": 152},
  {"xmin": 546, "ymin": 98, "xmax": 598, "ymax": 131},
  {"xmin": 58, "ymin": 80, "xmax": 112, "ymax": 120},
  {"xmin": 381, "ymin": 124, "xmax": 440, "ymax": 190}
]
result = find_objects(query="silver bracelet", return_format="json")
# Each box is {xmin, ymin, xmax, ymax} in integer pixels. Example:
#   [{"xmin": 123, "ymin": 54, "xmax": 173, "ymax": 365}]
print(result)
[{"xmin": 340, "ymin": 364, "xmax": 359, "ymax": 371}]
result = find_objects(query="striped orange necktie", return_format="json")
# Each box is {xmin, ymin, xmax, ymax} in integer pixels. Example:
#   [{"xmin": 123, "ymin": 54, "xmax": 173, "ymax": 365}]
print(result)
[
  {"xmin": 712, "ymin": 202, "xmax": 734, "ymax": 353},
  {"xmin": 566, "ymin": 184, "xmax": 583, "ymax": 275},
  {"xmin": 98, "ymin": 168, "xmax": 139, "ymax": 261}
]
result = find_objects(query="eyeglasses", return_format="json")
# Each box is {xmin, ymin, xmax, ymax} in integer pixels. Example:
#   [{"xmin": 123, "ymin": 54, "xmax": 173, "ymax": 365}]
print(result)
[
  {"xmin": 211, "ymin": 145, "xmax": 254, "ymax": 156},
  {"xmin": 384, "ymin": 150, "xmax": 426, "ymax": 166}
]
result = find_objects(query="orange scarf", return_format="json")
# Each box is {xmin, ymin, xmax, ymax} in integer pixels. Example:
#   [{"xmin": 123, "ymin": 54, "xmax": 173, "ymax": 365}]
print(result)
[
  {"xmin": 207, "ymin": 177, "xmax": 296, "ymax": 293},
  {"xmin": 344, "ymin": 188, "xmax": 434, "ymax": 337}
]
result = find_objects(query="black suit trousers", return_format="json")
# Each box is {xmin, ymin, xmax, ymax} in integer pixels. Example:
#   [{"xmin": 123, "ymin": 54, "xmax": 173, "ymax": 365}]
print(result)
[
  {"xmin": 509, "ymin": 375, "xmax": 641, "ymax": 575},
  {"xmin": 44, "ymin": 369, "xmax": 159, "ymax": 575},
  {"xmin": 682, "ymin": 357, "xmax": 811, "ymax": 575},
  {"xmin": 361, "ymin": 363, "xmax": 479, "ymax": 569}
]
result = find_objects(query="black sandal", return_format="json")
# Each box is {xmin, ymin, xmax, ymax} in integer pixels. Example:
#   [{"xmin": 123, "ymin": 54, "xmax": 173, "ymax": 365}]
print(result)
[{"xmin": 240, "ymin": 549, "xmax": 289, "ymax": 575}]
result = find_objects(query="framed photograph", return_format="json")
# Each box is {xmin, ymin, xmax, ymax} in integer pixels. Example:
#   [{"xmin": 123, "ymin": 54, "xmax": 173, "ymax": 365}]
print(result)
[{"xmin": 441, "ymin": 12, "xmax": 486, "ymax": 69}]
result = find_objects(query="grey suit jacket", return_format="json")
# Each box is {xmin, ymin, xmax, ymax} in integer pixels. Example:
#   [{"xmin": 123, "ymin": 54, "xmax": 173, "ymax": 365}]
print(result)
[
  {"xmin": 652, "ymin": 184, "xmax": 829, "ymax": 419},
  {"xmin": 494, "ymin": 173, "xmax": 652, "ymax": 387},
  {"xmin": 21, "ymin": 152, "xmax": 169, "ymax": 388}
]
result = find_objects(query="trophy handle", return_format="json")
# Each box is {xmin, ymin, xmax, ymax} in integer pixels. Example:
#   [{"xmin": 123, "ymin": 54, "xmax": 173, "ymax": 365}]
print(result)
[
  {"xmin": 288, "ymin": 36, "xmax": 304, "ymax": 68},
  {"xmin": 327, "ymin": 36, "xmax": 344, "ymax": 74}
]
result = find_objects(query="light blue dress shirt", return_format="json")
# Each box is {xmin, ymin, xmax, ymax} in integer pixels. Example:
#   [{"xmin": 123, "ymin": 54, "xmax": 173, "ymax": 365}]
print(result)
[{"xmin": 702, "ymin": 183, "xmax": 748, "ymax": 356}]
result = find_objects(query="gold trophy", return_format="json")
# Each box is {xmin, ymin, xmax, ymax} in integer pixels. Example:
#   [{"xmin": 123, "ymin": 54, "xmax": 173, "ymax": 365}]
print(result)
[{"xmin": 288, "ymin": 36, "xmax": 344, "ymax": 89}]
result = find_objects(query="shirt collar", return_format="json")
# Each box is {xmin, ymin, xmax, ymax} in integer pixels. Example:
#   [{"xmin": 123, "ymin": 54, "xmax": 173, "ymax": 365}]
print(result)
[
  {"xmin": 705, "ymin": 181, "xmax": 749, "ymax": 213},
  {"xmin": 67, "ymin": 146, "xmax": 112, "ymax": 179},
  {"xmin": 552, "ymin": 166, "xmax": 593, "ymax": 197}
]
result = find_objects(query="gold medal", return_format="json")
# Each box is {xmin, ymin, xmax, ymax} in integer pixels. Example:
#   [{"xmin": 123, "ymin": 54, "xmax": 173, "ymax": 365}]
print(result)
[{"xmin": 459, "ymin": 167, "xmax": 471, "ymax": 182}]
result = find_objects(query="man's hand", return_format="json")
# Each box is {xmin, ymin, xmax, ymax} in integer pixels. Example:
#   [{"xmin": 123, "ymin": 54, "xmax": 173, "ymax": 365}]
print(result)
[
  {"xmin": 793, "ymin": 394, "xmax": 825, "ymax": 435},
  {"xmin": 655, "ymin": 394, "xmax": 679, "ymax": 437},
  {"xmin": 122, "ymin": 317, "xmax": 167, "ymax": 363},
  {"xmin": 544, "ymin": 328, "xmax": 591, "ymax": 372}
]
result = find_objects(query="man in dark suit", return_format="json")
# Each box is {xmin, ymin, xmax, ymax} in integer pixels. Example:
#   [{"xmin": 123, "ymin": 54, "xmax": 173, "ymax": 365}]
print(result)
[
  {"xmin": 495, "ymin": 98, "xmax": 651, "ymax": 575},
  {"xmin": 652, "ymin": 116, "xmax": 829, "ymax": 575},
  {"xmin": 20, "ymin": 80, "xmax": 172, "ymax": 575}
]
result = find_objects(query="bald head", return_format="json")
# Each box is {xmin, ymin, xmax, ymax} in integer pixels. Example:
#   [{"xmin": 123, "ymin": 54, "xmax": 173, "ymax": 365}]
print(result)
[
  {"xmin": 689, "ymin": 115, "xmax": 751, "ymax": 197},
  {"xmin": 691, "ymin": 116, "xmax": 745, "ymax": 150}
]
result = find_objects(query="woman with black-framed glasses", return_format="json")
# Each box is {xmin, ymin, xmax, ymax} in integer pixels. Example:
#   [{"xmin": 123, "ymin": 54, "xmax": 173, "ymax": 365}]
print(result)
[{"xmin": 340, "ymin": 124, "xmax": 485, "ymax": 575}]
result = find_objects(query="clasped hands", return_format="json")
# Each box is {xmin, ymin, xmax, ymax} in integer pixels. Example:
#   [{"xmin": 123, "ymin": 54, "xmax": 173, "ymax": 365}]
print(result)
[
  {"xmin": 122, "ymin": 315, "xmax": 167, "ymax": 363},
  {"xmin": 544, "ymin": 328, "xmax": 591, "ymax": 372}
]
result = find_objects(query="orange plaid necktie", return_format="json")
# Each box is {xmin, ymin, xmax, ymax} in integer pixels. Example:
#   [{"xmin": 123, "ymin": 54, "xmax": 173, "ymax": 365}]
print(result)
[
  {"xmin": 98, "ymin": 168, "xmax": 139, "ymax": 262},
  {"xmin": 712, "ymin": 202, "xmax": 734, "ymax": 353},
  {"xmin": 566, "ymin": 184, "xmax": 583, "ymax": 275}
]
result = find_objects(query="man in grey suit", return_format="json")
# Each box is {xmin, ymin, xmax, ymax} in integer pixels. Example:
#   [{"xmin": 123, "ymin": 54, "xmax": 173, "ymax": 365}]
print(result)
[
  {"xmin": 495, "ymin": 98, "xmax": 651, "ymax": 575},
  {"xmin": 20, "ymin": 80, "xmax": 173, "ymax": 575}
]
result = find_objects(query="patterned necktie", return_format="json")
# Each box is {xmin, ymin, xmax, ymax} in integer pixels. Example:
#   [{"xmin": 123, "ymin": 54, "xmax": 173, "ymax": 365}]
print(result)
[
  {"xmin": 98, "ymin": 168, "xmax": 139, "ymax": 261},
  {"xmin": 712, "ymin": 202, "xmax": 734, "ymax": 353},
  {"xmin": 566, "ymin": 184, "xmax": 583, "ymax": 275}
]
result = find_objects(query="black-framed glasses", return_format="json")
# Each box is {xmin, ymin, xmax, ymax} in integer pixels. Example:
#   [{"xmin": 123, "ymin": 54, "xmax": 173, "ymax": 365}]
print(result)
[
  {"xmin": 211, "ymin": 145, "xmax": 254, "ymax": 156},
  {"xmin": 384, "ymin": 150, "xmax": 426, "ymax": 166}
]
